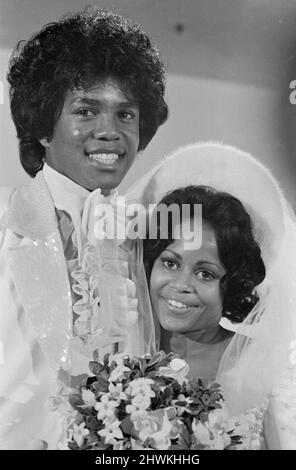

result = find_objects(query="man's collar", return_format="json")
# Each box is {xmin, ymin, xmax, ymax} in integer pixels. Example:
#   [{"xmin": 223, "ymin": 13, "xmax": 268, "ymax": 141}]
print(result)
[{"xmin": 6, "ymin": 171, "xmax": 58, "ymax": 240}]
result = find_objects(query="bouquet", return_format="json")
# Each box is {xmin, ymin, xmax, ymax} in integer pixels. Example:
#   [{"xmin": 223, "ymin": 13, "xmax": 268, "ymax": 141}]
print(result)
[{"xmin": 51, "ymin": 351, "xmax": 245, "ymax": 450}]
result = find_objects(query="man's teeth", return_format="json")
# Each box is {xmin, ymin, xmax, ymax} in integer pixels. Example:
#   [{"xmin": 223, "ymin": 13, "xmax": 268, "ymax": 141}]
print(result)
[
  {"xmin": 88, "ymin": 153, "xmax": 119, "ymax": 164},
  {"xmin": 166, "ymin": 298, "xmax": 191, "ymax": 309}
]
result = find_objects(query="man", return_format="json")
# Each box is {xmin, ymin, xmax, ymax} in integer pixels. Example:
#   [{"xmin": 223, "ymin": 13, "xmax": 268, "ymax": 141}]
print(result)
[{"xmin": 0, "ymin": 6, "xmax": 167, "ymax": 449}]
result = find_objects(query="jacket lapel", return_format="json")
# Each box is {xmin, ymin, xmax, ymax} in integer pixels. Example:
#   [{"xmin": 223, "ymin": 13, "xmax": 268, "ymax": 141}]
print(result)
[{"xmin": 5, "ymin": 172, "xmax": 72, "ymax": 372}]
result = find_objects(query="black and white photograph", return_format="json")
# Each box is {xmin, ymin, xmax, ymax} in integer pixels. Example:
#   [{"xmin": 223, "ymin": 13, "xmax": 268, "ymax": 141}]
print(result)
[{"xmin": 0, "ymin": 0, "xmax": 295, "ymax": 453}]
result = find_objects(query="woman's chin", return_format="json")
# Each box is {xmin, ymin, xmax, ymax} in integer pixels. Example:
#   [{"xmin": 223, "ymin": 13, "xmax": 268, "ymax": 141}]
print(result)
[{"xmin": 159, "ymin": 318, "xmax": 192, "ymax": 333}]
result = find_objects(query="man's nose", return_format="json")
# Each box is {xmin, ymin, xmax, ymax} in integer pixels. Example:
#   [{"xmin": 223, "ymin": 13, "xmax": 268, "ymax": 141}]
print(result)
[
  {"xmin": 92, "ymin": 114, "xmax": 120, "ymax": 141},
  {"xmin": 170, "ymin": 269, "xmax": 195, "ymax": 293}
]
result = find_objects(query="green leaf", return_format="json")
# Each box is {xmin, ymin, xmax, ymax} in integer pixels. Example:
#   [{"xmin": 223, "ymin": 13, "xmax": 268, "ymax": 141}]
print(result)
[
  {"xmin": 176, "ymin": 427, "xmax": 191, "ymax": 449},
  {"xmin": 103, "ymin": 353, "xmax": 111, "ymax": 372},
  {"xmin": 209, "ymin": 382, "xmax": 222, "ymax": 390},
  {"xmin": 85, "ymin": 415, "xmax": 100, "ymax": 431},
  {"xmin": 174, "ymin": 400, "xmax": 187, "ymax": 407},
  {"xmin": 69, "ymin": 393, "xmax": 84, "ymax": 409},
  {"xmin": 129, "ymin": 369, "xmax": 142, "ymax": 381},
  {"xmin": 146, "ymin": 351, "xmax": 166, "ymax": 367},
  {"xmin": 91, "ymin": 377, "xmax": 109, "ymax": 393},
  {"xmin": 121, "ymin": 415, "xmax": 133, "ymax": 435},
  {"xmin": 88, "ymin": 361, "xmax": 105, "ymax": 376},
  {"xmin": 68, "ymin": 441, "xmax": 79, "ymax": 450},
  {"xmin": 162, "ymin": 385, "xmax": 173, "ymax": 402}
]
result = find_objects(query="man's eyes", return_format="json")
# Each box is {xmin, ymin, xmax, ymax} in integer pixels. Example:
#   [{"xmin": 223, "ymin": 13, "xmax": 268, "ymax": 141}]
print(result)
[
  {"xmin": 74, "ymin": 109, "xmax": 137, "ymax": 120},
  {"xmin": 118, "ymin": 110, "xmax": 137, "ymax": 121},
  {"xmin": 76, "ymin": 109, "xmax": 96, "ymax": 117}
]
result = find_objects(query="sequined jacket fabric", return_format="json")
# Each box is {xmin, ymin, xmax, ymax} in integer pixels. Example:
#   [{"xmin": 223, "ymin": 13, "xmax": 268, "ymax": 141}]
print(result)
[{"xmin": 0, "ymin": 175, "xmax": 69, "ymax": 449}]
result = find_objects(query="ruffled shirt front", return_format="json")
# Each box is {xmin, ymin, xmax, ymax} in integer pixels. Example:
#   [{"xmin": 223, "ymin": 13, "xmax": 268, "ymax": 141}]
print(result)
[{"xmin": 42, "ymin": 164, "xmax": 139, "ymax": 374}]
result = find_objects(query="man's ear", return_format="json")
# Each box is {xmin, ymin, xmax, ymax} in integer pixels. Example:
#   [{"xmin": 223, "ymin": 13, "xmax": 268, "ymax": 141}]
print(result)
[{"xmin": 39, "ymin": 137, "xmax": 50, "ymax": 148}]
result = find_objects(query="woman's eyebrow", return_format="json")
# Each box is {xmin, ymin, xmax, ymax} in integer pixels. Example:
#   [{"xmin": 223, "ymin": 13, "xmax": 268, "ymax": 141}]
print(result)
[
  {"xmin": 163, "ymin": 248, "xmax": 182, "ymax": 260},
  {"xmin": 193, "ymin": 260, "xmax": 223, "ymax": 271}
]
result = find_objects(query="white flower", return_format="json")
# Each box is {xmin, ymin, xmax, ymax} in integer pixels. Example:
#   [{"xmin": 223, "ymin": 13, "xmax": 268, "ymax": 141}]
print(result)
[
  {"xmin": 192, "ymin": 420, "xmax": 212, "ymax": 446},
  {"xmin": 98, "ymin": 419, "xmax": 123, "ymax": 445},
  {"xmin": 149, "ymin": 412, "xmax": 172, "ymax": 450},
  {"xmin": 95, "ymin": 395, "xmax": 118, "ymax": 420},
  {"xmin": 126, "ymin": 396, "xmax": 151, "ymax": 417},
  {"xmin": 72, "ymin": 422, "xmax": 89, "ymax": 448},
  {"xmin": 82, "ymin": 389, "xmax": 97, "ymax": 407},
  {"xmin": 212, "ymin": 433, "xmax": 231, "ymax": 450},
  {"xmin": 170, "ymin": 358, "xmax": 188, "ymax": 371},
  {"xmin": 108, "ymin": 382, "xmax": 128, "ymax": 401},
  {"xmin": 192, "ymin": 406, "xmax": 232, "ymax": 450},
  {"xmin": 157, "ymin": 358, "xmax": 189, "ymax": 385},
  {"xmin": 113, "ymin": 440, "xmax": 124, "ymax": 450},
  {"xmin": 207, "ymin": 407, "xmax": 230, "ymax": 431},
  {"xmin": 132, "ymin": 409, "xmax": 172, "ymax": 450},
  {"xmin": 108, "ymin": 353, "xmax": 128, "ymax": 367},
  {"xmin": 127, "ymin": 378, "xmax": 155, "ymax": 398},
  {"xmin": 109, "ymin": 364, "xmax": 131, "ymax": 382}
]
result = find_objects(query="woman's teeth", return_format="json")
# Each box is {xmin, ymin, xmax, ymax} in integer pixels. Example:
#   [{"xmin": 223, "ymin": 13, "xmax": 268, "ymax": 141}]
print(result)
[
  {"xmin": 166, "ymin": 298, "xmax": 192, "ymax": 309},
  {"xmin": 88, "ymin": 153, "xmax": 119, "ymax": 164}
]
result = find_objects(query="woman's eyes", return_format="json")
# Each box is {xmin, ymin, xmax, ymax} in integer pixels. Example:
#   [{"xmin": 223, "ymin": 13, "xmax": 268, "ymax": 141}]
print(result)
[
  {"xmin": 162, "ymin": 259, "xmax": 178, "ymax": 270},
  {"xmin": 195, "ymin": 271, "xmax": 216, "ymax": 281},
  {"xmin": 161, "ymin": 258, "xmax": 216, "ymax": 281}
]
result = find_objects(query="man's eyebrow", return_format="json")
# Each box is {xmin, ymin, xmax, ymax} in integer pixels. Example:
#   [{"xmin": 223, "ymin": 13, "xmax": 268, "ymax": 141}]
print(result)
[{"xmin": 70, "ymin": 96, "xmax": 138, "ymax": 107}]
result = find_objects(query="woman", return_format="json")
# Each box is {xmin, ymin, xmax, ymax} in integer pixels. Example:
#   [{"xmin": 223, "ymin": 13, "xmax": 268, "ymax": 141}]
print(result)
[
  {"xmin": 143, "ymin": 185, "xmax": 265, "ymax": 380},
  {"xmin": 128, "ymin": 142, "xmax": 296, "ymax": 449}
]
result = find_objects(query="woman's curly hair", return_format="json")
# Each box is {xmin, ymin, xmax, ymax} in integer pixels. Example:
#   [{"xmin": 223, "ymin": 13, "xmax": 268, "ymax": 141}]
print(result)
[
  {"xmin": 143, "ymin": 185, "xmax": 266, "ymax": 323},
  {"xmin": 7, "ymin": 6, "xmax": 168, "ymax": 177}
]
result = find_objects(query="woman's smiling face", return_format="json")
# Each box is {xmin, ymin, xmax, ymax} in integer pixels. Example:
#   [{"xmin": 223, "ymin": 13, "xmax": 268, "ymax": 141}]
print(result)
[{"xmin": 149, "ymin": 219, "xmax": 226, "ymax": 333}]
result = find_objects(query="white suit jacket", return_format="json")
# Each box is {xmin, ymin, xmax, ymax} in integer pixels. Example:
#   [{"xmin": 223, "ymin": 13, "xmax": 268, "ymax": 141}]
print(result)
[{"xmin": 0, "ymin": 172, "xmax": 71, "ymax": 449}]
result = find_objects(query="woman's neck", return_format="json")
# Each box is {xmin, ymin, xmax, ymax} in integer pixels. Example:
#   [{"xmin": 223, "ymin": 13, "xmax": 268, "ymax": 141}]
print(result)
[
  {"xmin": 160, "ymin": 324, "xmax": 233, "ymax": 353},
  {"xmin": 184, "ymin": 324, "xmax": 232, "ymax": 344}
]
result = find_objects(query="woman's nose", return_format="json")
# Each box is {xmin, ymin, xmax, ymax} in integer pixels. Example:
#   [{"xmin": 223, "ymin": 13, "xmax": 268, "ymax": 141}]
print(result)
[
  {"xmin": 170, "ymin": 269, "xmax": 195, "ymax": 293},
  {"xmin": 92, "ymin": 114, "xmax": 120, "ymax": 141}
]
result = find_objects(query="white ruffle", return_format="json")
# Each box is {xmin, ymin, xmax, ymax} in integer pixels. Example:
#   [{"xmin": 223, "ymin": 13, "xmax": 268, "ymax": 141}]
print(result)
[
  {"xmin": 43, "ymin": 164, "xmax": 149, "ymax": 362},
  {"xmin": 69, "ymin": 189, "xmax": 139, "ymax": 360}
]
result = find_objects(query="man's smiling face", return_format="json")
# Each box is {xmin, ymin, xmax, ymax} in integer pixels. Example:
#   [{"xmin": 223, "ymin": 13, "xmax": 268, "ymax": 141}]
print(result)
[{"xmin": 41, "ymin": 77, "xmax": 140, "ymax": 193}]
